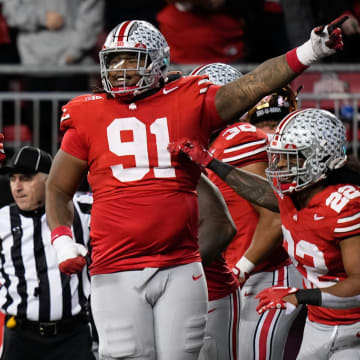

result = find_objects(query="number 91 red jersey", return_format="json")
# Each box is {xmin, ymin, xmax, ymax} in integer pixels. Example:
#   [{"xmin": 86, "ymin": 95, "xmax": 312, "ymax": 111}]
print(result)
[{"xmin": 60, "ymin": 76, "xmax": 224, "ymax": 275}]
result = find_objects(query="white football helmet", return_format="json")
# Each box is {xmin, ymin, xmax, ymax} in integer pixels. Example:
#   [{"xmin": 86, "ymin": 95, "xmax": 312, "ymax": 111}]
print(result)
[
  {"xmin": 99, "ymin": 20, "xmax": 170, "ymax": 99},
  {"xmin": 190, "ymin": 63, "xmax": 242, "ymax": 85},
  {"xmin": 266, "ymin": 108, "xmax": 347, "ymax": 194}
]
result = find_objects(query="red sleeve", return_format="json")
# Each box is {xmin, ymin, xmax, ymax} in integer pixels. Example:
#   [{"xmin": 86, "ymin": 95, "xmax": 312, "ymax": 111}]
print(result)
[
  {"xmin": 210, "ymin": 123, "xmax": 269, "ymax": 167},
  {"xmin": 204, "ymin": 85, "xmax": 224, "ymax": 132},
  {"xmin": 60, "ymin": 128, "xmax": 89, "ymax": 161}
]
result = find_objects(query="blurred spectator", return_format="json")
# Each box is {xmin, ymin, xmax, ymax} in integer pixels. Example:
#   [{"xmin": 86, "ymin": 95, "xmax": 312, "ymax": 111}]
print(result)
[
  {"xmin": 0, "ymin": 4, "xmax": 10, "ymax": 55},
  {"xmin": 2, "ymin": 0, "xmax": 105, "ymax": 154},
  {"xmin": 0, "ymin": 3, "xmax": 19, "ymax": 88},
  {"xmin": 2, "ymin": 0, "xmax": 104, "ymax": 91},
  {"xmin": 157, "ymin": 0, "xmax": 246, "ymax": 64},
  {"xmin": 2, "ymin": 0, "xmax": 104, "ymax": 68},
  {"xmin": 156, "ymin": 0, "xmax": 289, "ymax": 64}
]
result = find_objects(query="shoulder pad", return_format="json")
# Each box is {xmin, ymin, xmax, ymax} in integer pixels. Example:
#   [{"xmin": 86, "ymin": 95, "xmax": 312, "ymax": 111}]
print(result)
[
  {"xmin": 182, "ymin": 74, "xmax": 216, "ymax": 94},
  {"xmin": 60, "ymin": 94, "xmax": 106, "ymax": 132}
]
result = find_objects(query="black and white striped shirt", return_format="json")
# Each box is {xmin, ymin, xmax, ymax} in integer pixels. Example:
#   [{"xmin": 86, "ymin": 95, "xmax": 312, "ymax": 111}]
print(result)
[{"xmin": 0, "ymin": 192, "xmax": 92, "ymax": 322}]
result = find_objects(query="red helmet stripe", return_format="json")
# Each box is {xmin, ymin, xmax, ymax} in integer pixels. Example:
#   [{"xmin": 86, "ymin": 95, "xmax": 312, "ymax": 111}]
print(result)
[{"xmin": 117, "ymin": 20, "xmax": 133, "ymax": 41}]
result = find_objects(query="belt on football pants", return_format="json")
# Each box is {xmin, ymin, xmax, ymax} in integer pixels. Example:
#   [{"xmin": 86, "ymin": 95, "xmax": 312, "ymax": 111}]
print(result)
[{"xmin": 5, "ymin": 312, "xmax": 89, "ymax": 336}]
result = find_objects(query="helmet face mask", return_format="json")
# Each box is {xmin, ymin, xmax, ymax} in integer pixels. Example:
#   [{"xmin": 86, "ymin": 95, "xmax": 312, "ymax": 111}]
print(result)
[
  {"xmin": 267, "ymin": 147, "xmax": 314, "ymax": 193},
  {"xmin": 99, "ymin": 20, "xmax": 170, "ymax": 100},
  {"xmin": 266, "ymin": 109, "xmax": 347, "ymax": 195},
  {"xmin": 101, "ymin": 50, "xmax": 149, "ymax": 95}
]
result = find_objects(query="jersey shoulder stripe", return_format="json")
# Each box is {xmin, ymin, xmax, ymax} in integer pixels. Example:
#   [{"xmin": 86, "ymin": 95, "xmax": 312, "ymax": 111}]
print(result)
[
  {"xmin": 221, "ymin": 144, "xmax": 268, "ymax": 163},
  {"xmin": 181, "ymin": 75, "xmax": 217, "ymax": 95}
]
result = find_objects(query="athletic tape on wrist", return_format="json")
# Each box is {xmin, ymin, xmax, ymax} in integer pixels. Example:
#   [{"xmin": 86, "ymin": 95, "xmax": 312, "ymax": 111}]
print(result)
[
  {"xmin": 295, "ymin": 288, "xmax": 322, "ymax": 306},
  {"xmin": 208, "ymin": 158, "xmax": 233, "ymax": 180},
  {"xmin": 237, "ymin": 256, "xmax": 255, "ymax": 274},
  {"xmin": 51, "ymin": 226, "xmax": 73, "ymax": 244},
  {"xmin": 286, "ymin": 49, "xmax": 309, "ymax": 74}
]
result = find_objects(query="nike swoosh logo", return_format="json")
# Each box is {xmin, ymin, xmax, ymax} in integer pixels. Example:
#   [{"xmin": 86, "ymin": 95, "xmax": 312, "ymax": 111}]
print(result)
[
  {"xmin": 314, "ymin": 214, "xmax": 325, "ymax": 221},
  {"xmin": 208, "ymin": 308, "xmax": 216, "ymax": 313},
  {"xmin": 192, "ymin": 274, "xmax": 203, "ymax": 281},
  {"xmin": 163, "ymin": 86, "xmax": 179, "ymax": 95},
  {"xmin": 244, "ymin": 292, "xmax": 254, "ymax": 297}
]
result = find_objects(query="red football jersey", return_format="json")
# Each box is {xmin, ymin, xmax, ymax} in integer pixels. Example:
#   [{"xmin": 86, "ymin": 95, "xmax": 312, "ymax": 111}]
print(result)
[
  {"xmin": 209, "ymin": 122, "xmax": 289, "ymax": 270},
  {"xmin": 157, "ymin": 5, "xmax": 245, "ymax": 64},
  {"xmin": 60, "ymin": 76, "xmax": 224, "ymax": 275},
  {"xmin": 204, "ymin": 255, "xmax": 239, "ymax": 301},
  {"xmin": 278, "ymin": 184, "xmax": 360, "ymax": 325}
]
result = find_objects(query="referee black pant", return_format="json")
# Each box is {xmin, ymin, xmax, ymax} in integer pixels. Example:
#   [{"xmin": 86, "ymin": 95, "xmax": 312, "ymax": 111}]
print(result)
[{"xmin": 1, "ymin": 315, "xmax": 95, "ymax": 360}]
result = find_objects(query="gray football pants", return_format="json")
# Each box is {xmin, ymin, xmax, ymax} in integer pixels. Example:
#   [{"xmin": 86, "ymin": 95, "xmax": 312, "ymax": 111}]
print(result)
[
  {"xmin": 91, "ymin": 262, "xmax": 208, "ymax": 360},
  {"xmin": 297, "ymin": 318, "xmax": 360, "ymax": 359}
]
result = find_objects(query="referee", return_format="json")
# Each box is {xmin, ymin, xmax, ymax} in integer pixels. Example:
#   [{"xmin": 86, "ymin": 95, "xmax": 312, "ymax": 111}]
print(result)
[{"xmin": 0, "ymin": 146, "xmax": 95, "ymax": 360}]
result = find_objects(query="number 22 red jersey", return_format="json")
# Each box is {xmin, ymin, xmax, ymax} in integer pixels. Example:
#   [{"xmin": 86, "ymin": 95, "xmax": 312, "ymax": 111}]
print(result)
[
  {"xmin": 278, "ymin": 184, "xmax": 360, "ymax": 325},
  {"xmin": 60, "ymin": 76, "xmax": 224, "ymax": 275}
]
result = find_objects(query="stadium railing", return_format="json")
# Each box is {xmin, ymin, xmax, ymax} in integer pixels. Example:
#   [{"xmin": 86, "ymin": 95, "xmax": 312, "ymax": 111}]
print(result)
[{"xmin": 0, "ymin": 64, "xmax": 359, "ymax": 158}]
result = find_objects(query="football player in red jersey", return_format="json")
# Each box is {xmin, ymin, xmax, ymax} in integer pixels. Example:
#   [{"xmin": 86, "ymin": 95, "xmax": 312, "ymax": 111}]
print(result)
[
  {"xmin": 191, "ymin": 63, "xmax": 303, "ymax": 360},
  {"xmin": 46, "ymin": 17, "xmax": 347, "ymax": 360},
  {"xmin": 191, "ymin": 63, "xmax": 242, "ymax": 360},
  {"xmin": 169, "ymin": 108, "xmax": 360, "ymax": 359}
]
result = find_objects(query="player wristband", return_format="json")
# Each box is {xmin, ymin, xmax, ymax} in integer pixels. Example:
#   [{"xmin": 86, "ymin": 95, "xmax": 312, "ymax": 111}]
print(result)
[
  {"xmin": 236, "ymin": 256, "xmax": 256, "ymax": 274},
  {"xmin": 208, "ymin": 158, "xmax": 233, "ymax": 180},
  {"xmin": 51, "ymin": 226, "xmax": 73, "ymax": 244},
  {"xmin": 286, "ymin": 48, "xmax": 309, "ymax": 74},
  {"xmin": 294, "ymin": 288, "xmax": 322, "ymax": 306}
]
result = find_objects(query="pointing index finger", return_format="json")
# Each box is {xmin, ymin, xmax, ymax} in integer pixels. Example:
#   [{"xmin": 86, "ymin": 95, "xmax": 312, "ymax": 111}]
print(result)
[{"xmin": 328, "ymin": 15, "xmax": 349, "ymax": 34}]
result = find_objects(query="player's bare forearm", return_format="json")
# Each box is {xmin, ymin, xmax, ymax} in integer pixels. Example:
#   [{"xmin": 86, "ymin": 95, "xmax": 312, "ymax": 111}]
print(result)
[
  {"xmin": 215, "ymin": 55, "xmax": 297, "ymax": 123},
  {"xmin": 46, "ymin": 182, "xmax": 75, "ymax": 229},
  {"xmin": 199, "ymin": 218, "xmax": 236, "ymax": 265},
  {"xmin": 244, "ymin": 208, "xmax": 283, "ymax": 265},
  {"xmin": 221, "ymin": 166, "xmax": 279, "ymax": 212},
  {"xmin": 197, "ymin": 175, "xmax": 236, "ymax": 265},
  {"xmin": 45, "ymin": 150, "xmax": 88, "ymax": 230}
]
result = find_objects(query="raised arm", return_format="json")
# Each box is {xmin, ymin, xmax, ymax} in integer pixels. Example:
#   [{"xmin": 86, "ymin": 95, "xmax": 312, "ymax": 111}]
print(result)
[
  {"xmin": 215, "ymin": 15, "xmax": 348, "ymax": 123},
  {"xmin": 197, "ymin": 174, "xmax": 236, "ymax": 266}
]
